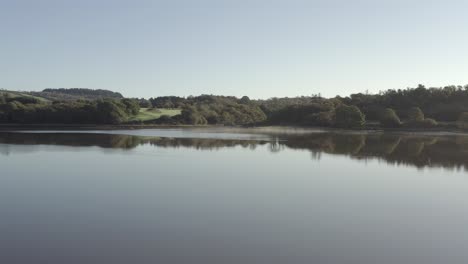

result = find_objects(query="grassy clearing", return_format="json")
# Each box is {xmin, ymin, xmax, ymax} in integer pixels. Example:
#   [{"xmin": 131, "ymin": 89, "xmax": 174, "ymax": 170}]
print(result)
[
  {"xmin": 0, "ymin": 90, "xmax": 49, "ymax": 102},
  {"xmin": 129, "ymin": 108, "xmax": 182, "ymax": 122}
]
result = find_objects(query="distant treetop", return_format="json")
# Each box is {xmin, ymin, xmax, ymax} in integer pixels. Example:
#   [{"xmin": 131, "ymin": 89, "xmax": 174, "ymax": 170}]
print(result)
[
  {"xmin": 42, "ymin": 88, "xmax": 123, "ymax": 97},
  {"xmin": 38, "ymin": 88, "xmax": 124, "ymax": 101}
]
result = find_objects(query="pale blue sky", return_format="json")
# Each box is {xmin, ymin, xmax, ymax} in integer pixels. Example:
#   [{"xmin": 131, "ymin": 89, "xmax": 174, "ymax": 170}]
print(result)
[{"xmin": 1, "ymin": 0, "xmax": 467, "ymax": 98}]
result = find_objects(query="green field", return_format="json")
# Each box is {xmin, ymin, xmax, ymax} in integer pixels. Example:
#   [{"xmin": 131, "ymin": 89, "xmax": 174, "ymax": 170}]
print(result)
[
  {"xmin": 0, "ymin": 90, "xmax": 50, "ymax": 103},
  {"xmin": 129, "ymin": 108, "xmax": 182, "ymax": 122}
]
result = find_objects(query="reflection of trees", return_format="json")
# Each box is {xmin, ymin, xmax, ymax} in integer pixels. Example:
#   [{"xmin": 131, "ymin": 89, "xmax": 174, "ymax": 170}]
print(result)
[
  {"xmin": 1, "ymin": 131, "xmax": 468, "ymax": 170},
  {"xmin": 361, "ymin": 134, "xmax": 401, "ymax": 155},
  {"xmin": 269, "ymin": 137, "xmax": 284, "ymax": 153},
  {"xmin": 283, "ymin": 133, "xmax": 468, "ymax": 170},
  {"xmin": 390, "ymin": 137, "xmax": 438, "ymax": 158},
  {"xmin": 0, "ymin": 133, "xmax": 143, "ymax": 149},
  {"xmin": 310, "ymin": 151, "xmax": 322, "ymax": 161},
  {"xmin": 406, "ymin": 141, "xmax": 425, "ymax": 157},
  {"xmin": 333, "ymin": 134, "xmax": 366, "ymax": 154},
  {"xmin": 455, "ymin": 136, "xmax": 468, "ymax": 150},
  {"xmin": 0, "ymin": 133, "xmax": 265, "ymax": 151},
  {"xmin": 0, "ymin": 144, "xmax": 10, "ymax": 156},
  {"xmin": 147, "ymin": 137, "xmax": 265, "ymax": 150}
]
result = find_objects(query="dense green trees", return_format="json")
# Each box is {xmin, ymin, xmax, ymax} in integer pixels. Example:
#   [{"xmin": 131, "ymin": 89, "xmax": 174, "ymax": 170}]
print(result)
[
  {"xmin": 127, "ymin": 85, "xmax": 468, "ymax": 128},
  {"xmin": 120, "ymin": 99, "xmax": 140, "ymax": 115},
  {"xmin": 334, "ymin": 105, "xmax": 365, "ymax": 128},
  {"xmin": 149, "ymin": 96, "xmax": 186, "ymax": 108},
  {"xmin": 403, "ymin": 107, "xmax": 438, "ymax": 128},
  {"xmin": 263, "ymin": 98, "xmax": 337, "ymax": 126},
  {"xmin": 178, "ymin": 96, "xmax": 266, "ymax": 125},
  {"xmin": 408, "ymin": 107, "xmax": 424, "ymax": 122},
  {"xmin": 239, "ymin": 96, "xmax": 251, "ymax": 104},
  {"xmin": 180, "ymin": 106, "xmax": 208, "ymax": 125},
  {"xmin": 0, "ymin": 97, "xmax": 140, "ymax": 124},
  {"xmin": 341, "ymin": 84, "xmax": 468, "ymax": 122},
  {"xmin": 380, "ymin": 108, "xmax": 402, "ymax": 128},
  {"xmin": 143, "ymin": 95, "xmax": 267, "ymax": 126},
  {"xmin": 37, "ymin": 88, "xmax": 123, "ymax": 100},
  {"xmin": 0, "ymin": 93, "xmax": 267, "ymax": 126},
  {"xmin": 256, "ymin": 85, "xmax": 461, "ymax": 129},
  {"xmin": 137, "ymin": 98, "xmax": 152, "ymax": 108},
  {"xmin": 2, "ymin": 84, "xmax": 468, "ymax": 128},
  {"xmin": 96, "ymin": 101, "xmax": 128, "ymax": 124}
]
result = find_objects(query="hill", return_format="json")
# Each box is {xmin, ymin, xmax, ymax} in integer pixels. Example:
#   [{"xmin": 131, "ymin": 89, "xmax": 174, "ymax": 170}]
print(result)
[
  {"xmin": 29, "ymin": 88, "xmax": 124, "ymax": 101},
  {"xmin": 0, "ymin": 89, "xmax": 49, "ymax": 103}
]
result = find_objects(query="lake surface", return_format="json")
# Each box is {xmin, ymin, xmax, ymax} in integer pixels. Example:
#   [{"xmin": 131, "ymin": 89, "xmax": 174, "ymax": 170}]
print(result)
[{"xmin": 2, "ymin": 127, "xmax": 468, "ymax": 264}]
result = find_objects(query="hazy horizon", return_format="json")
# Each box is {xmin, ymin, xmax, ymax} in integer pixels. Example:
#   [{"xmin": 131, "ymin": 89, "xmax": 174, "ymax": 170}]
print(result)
[{"xmin": 2, "ymin": 0, "xmax": 468, "ymax": 99}]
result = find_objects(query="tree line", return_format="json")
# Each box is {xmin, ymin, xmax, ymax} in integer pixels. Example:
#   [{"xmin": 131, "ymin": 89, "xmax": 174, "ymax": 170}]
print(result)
[
  {"xmin": 0, "ymin": 94, "xmax": 140, "ymax": 124},
  {"xmin": 31, "ymin": 88, "xmax": 124, "ymax": 101},
  {"xmin": 2, "ymin": 85, "xmax": 468, "ymax": 129}
]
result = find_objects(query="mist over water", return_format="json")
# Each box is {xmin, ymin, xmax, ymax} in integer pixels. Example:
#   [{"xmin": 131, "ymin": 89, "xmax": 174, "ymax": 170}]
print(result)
[{"xmin": 1, "ymin": 128, "xmax": 468, "ymax": 264}]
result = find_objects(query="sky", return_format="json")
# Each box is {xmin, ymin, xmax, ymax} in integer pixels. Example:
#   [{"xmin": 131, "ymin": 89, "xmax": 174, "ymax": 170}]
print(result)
[{"xmin": 1, "ymin": 0, "xmax": 468, "ymax": 99}]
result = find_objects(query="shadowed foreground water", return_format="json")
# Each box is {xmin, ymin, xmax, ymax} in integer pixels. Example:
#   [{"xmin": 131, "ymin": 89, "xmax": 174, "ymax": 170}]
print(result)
[{"xmin": 1, "ymin": 129, "xmax": 468, "ymax": 264}]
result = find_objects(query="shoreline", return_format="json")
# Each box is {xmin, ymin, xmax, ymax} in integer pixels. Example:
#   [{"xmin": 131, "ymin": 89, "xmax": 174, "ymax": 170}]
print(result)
[
  {"xmin": 0, "ymin": 123, "xmax": 466, "ymax": 135},
  {"xmin": 0, "ymin": 124, "xmax": 210, "ymax": 131}
]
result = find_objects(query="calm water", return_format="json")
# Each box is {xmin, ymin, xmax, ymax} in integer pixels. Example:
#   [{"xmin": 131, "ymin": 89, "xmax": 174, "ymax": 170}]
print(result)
[{"xmin": 1, "ymin": 128, "xmax": 468, "ymax": 264}]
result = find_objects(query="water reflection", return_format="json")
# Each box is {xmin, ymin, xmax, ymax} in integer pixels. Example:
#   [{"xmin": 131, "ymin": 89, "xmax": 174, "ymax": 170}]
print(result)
[{"xmin": 1, "ymin": 131, "xmax": 468, "ymax": 170}]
